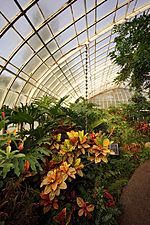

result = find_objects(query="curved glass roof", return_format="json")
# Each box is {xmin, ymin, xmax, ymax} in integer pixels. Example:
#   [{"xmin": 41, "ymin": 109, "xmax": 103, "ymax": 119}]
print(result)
[{"xmin": 0, "ymin": 0, "xmax": 149, "ymax": 108}]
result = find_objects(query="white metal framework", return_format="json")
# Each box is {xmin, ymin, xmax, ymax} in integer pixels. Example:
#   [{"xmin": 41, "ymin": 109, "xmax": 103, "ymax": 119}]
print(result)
[{"xmin": 0, "ymin": 0, "xmax": 149, "ymax": 108}]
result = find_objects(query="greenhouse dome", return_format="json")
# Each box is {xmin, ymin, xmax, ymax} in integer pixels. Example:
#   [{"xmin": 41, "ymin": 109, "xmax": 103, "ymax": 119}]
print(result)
[
  {"xmin": 0, "ymin": 2, "xmax": 150, "ymax": 225},
  {"xmin": 0, "ymin": 0, "xmax": 149, "ymax": 108}
]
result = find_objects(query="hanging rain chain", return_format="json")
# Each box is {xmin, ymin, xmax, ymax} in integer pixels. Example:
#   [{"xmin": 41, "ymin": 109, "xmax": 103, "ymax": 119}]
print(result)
[{"xmin": 85, "ymin": 44, "xmax": 88, "ymax": 133}]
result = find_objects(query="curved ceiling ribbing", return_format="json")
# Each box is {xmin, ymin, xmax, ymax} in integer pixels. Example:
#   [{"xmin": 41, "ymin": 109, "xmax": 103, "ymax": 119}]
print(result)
[{"xmin": 0, "ymin": 0, "xmax": 149, "ymax": 108}]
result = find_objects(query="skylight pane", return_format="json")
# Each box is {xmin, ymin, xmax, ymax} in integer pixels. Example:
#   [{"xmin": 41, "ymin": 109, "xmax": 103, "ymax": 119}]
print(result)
[
  {"xmin": 38, "ymin": 0, "xmax": 66, "ymax": 19},
  {"xmin": 28, "ymin": 35, "xmax": 43, "ymax": 51},
  {"xmin": 1, "ymin": 0, "xmax": 20, "ymax": 20},
  {"xmin": 11, "ymin": 78, "xmax": 26, "ymax": 92},
  {"xmin": 27, "ymin": 5, "xmax": 44, "ymax": 28},
  {"xmin": 4, "ymin": 91, "xmax": 19, "ymax": 108},
  {"xmin": 0, "ymin": 28, "xmax": 22, "ymax": 58},
  {"xmin": 0, "ymin": 14, "xmax": 7, "ymax": 31},
  {"xmin": 14, "ymin": 16, "xmax": 32, "ymax": 37},
  {"xmin": 10, "ymin": 44, "xmax": 33, "ymax": 68},
  {"xmin": 23, "ymin": 56, "xmax": 42, "ymax": 74}
]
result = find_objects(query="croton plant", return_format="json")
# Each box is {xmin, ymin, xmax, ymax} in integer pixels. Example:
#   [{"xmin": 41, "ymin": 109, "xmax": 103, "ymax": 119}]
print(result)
[{"xmin": 39, "ymin": 130, "xmax": 115, "ymax": 223}]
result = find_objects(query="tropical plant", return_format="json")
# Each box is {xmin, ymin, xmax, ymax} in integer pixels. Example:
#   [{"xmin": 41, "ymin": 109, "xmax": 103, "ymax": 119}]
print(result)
[
  {"xmin": 110, "ymin": 14, "xmax": 150, "ymax": 96},
  {"xmin": 38, "ymin": 129, "xmax": 117, "ymax": 224}
]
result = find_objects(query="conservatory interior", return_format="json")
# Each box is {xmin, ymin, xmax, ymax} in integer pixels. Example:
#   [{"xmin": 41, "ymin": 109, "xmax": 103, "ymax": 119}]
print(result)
[{"xmin": 0, "ymin": 0, "xmax": 150, "ymax": 225}]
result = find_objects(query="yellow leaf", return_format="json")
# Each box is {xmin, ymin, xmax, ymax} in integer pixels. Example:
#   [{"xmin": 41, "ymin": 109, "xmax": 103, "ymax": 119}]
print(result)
[
  {"xmin": 68, "ymin": 167, "xmax": 76, "ymax": 179},
  {"xmin": 67, "ymin": 130, "xmax": 78, "ymax": 138},
  {"xmin": 82, "ymin": 143, "xmax": 90, "ymax": 148},
  {"xmin": 95, "ymin": 156, "xmax": 101, "ymax": 164},
  {"xmin": 77, "ymin": 170, "xmax": 83, "ymax": 177},
  {"xmin": 49, "ymin": 192, "xmax": 55, "ymax": 201},
  {"xmin": 59, "ymin": 182, "xmax": 67, "ymax": 190},
  {"xmin": 78, "ymin": 130, "xmax": 87, "ymax": 144},
  {"xmin": 6, "ymin": 145, "xmax": 11, "ymax": 154},
  {"xmin": 78, "ymin": 144, "xmax": 82, "ymax": 149},
  {"xmin": 44, "ymin": 185, "xmax": 52, "ymax": 194},
  {"xmin": 102, "ymin": 156, "xmax": 108, "ymax": 163},
  {"xmin": 103, "ymin": 138, "xmax": 110, "ymax": 147},
  {"xmin": 55, "ymin": 189, "xmax": 60, "ymax": 196},
  {"xmin": 56, "ymin": 133, "xmax": 61, "ymax": 141},
  {"xmin": 77, "ymin": 197, "xmax": 85, "ymax": 207},
  {"xmin": 80, "ymin": 148, "xmax": 85, "ymax": 154},
  {"xmin": 74, "ymin": 158, "xmax": 81, "ymax": 167},
  {"xmin": 54, "ymin": 143, "xmax": 60, "ymax": 150}
]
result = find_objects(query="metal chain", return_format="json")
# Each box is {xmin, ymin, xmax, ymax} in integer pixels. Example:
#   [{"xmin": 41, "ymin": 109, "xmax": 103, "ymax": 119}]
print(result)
[{"xmin": 85, "ymin": 44, "xmax": 88, "ymax": 133}]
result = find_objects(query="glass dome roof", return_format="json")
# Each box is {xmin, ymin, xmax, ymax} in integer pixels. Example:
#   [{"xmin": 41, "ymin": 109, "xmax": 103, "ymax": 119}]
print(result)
[{"xmin": 0, "ymin": 0, "xmax": 149, "ymax": 108}]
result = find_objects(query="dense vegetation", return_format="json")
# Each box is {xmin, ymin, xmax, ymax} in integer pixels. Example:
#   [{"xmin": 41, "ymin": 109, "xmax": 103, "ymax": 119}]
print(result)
[
  {"xmin": 110, "ymin": 14, "xmax": 150, "ymax": 97},
  {"xmin": 0, "ymin": 95, "xmax": 150, "ymax": 225}
]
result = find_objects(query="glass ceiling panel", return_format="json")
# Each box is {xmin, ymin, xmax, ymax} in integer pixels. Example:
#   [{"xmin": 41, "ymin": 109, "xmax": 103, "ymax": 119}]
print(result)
[
  {"xmin": 0, "ymin": 0, "xmax": 149, "ymax": 107},
  {"xmin": 14, "ymin": 16, "xmax": 33, "ymax": 37},
  {"xmin": 11, "ymin": 78, "xmax": 26, "ymax": 92},
  {"xmin": 19, "ymin": 0, "xmax": 30, "ymax": 8},
  {"xmin": 0, "ymin": 28, "xmax": 22, "ymax": 58},
  {"xmin": 38, "ymin": 0, "xmax": 66, "ymax": 19},
  {"xmin": 0, "ymin": 14, "xmax": 7, "ymax": 31},
  {"xmin": 49, "ymin": 8, "xmax": 73, "ymax": 34},
  {"xmin": 4, "ymin": 91, "xmax": 19, "ymax": 108},
  {"xmin": 23, "ymin": 55, "xmax": 42, "ymax": 74},
  {"xmin": 38, "ymin": 26, "xmax": 52, "ymax": 43},
  {"xmin": 16, "ymin": 94, "xmax": 27, "ymax": 106},
  {"xmin": 72, "ymin": 0, "xmax": 85, "ymax": 20},
  {"xmin": 0, "ymin": 0, "xmax": 20, "ymax": 20},
  {"xmin": 27, "ymin": 4, "xmax": 44, "ymax": 28},
  {"xmin": 10, "ymin": 44, "xmax": 33, "ymax": 68}
]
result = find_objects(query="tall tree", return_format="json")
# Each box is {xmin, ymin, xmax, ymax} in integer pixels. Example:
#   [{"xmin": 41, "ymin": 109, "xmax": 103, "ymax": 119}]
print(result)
[{"xmin": 110, "ymin": 14, "xmax": 150, "ymax": 97}]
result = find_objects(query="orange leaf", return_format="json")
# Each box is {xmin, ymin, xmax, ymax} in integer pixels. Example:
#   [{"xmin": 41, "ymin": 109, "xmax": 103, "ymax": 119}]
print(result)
[
  {"xmin": 77, "ymin": 197, "xmax": 85, "ymax": 207},
  {"xmin": 24, "ymin": 160, "xmax": 30, "ymax": 171},
  {"xmin": 51, "ymin": 182, "xmax": 57, "ymax": 191},
  {"xmin": 86, "ymin": 204, "xmax": 94, "ymax": 212},
  {"xmin": 18, "ymin": 143, "xmax": 24, "ymax": 151},
  {"xmin": 53, "ymin": 200, "xmax": 59, "ymax": 209},
  {"xmin": 103, "ymin": 138, "xmax": 110, "ymax": 147},
  {"xmin": 78, "ymin": 208, "xmax": 84, "ymax": 217},
  {"xmin": 82, "ymin": 143, "xmax": 90, "ymax": 148}
]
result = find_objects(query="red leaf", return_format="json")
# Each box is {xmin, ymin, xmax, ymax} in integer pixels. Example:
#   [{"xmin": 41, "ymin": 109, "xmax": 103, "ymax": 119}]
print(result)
[
  {"xmin": 53, "ymin": 208, "xmax": 66, "ymax": 224},
  {"xmin": 1, "ymin": 111, "xmax": 5, "ymax": 119}
]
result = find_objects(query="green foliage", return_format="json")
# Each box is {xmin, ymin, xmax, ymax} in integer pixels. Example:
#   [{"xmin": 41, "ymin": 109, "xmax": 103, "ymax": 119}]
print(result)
[
  {"xmin": 137, "ymin": 147, "xmax": 150, "ymax": 163},
  {"xmin": 70, "ymin": 99, "xmax": 106, "ymax": 131},
  {"xmin": 0, "ymin": 148, "xmax": 25, "ymax": 178},
  {"xmin": 0, "ymin": 96, "xmax": 150, "ymax": 225},
  {"xmin": 0, "ymin": 129, "xmax": 51, "ymax": 180},
  {"xmin": 110, "ymin": 14, "xmax": 150, "ymax": 96}
]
